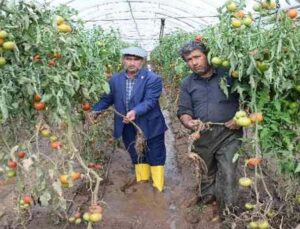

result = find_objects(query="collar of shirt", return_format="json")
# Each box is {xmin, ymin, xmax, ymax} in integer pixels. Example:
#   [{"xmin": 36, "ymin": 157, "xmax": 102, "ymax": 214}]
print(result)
[{"xmin": 125, "ymin": 69, "xmax": 140, "ymax": 79}]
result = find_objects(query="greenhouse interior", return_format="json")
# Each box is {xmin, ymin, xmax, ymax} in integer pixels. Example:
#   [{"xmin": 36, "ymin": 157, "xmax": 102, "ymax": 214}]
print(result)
[{"xmin": 0, "ymin": 0, "xmax": 300, "ymax": 228}]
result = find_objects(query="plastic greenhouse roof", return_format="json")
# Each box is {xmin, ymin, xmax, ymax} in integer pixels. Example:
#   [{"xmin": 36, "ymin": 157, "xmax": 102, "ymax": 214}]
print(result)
[{"xmin": 34, "ymin": 0, "xmax": 299, "ymax": 51}]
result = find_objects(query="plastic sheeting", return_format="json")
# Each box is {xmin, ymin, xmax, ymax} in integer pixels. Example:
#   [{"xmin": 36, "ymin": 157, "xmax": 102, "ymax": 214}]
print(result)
[{"xmin": 34, "ymin": 0, "xmax": 299, "ymax": 51}]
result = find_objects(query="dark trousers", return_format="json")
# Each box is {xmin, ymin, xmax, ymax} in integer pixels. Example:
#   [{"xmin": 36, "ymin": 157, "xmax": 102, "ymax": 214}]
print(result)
[
  {"xmin": 193, "ymin": 126, "xmax": 242, "ymax": 209},
  {"xmin": 122, "ymin": 124, "xmax": 166, "ymax": 165}
]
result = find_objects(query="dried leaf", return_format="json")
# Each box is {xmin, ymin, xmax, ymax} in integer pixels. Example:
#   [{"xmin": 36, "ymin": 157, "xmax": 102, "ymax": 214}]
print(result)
[
  {"xmin": 219, "ymin": 77, "xmax": 229, "ymax": 98},
  {"xmin": 22, "ymin": 158, "xmax": 34, "ymax": 171},
  {"xmin": 52, "ymin": 181, "xmax": 63, "ymax": 197},
  {"xmin": 10, "ymin": 145, "xmax": 19, "ymax": 155},
  {"xmin": 48, "ymin": 169, "xmax": 54, "ymax": 179},
  {"xmin": 232, "ymin": 153, "xmax": 239, "ymax": 163},
  {"xmin": 40, "ymin": 191, "xmax": 51, "ymax": 207}
]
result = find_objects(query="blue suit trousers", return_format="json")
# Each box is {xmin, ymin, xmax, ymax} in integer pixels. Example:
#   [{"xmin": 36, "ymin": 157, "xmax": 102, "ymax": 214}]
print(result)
[{"xmin": 122, "ymin": 124, "xmax": 166, "ymax": 165}]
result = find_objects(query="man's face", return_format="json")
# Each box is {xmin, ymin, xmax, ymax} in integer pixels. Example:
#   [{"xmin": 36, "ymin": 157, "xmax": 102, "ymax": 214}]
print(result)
[
  {"xmin": 122, "ymin": 55, "xmax": 144, "ymax": 74},
  {"xmin": 183, "ymin": 49, "xmax": 210, "ymax": 75}
]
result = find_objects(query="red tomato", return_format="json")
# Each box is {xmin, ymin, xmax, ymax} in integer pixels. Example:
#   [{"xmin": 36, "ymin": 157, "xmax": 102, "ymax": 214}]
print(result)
[
  {"xmin": 8, "ymin": 160, "xmax": 17, "ymax": 169},
  {"xmin": 48, "ymin": 60, "xmax": 56, "ymax": 67},
  {"xmin": 94, "ymin": 164, "xmax": 102, "ymax": 170},
  {"xmin": 33, "ymin": 54, "xmax": 41, "ymax": 62},
  {"xmin": 18, "ymin": 151, "xmax": 26, "ymax": 159},
  {"xmin": 53, "ymin": 53, "xmax": 62, "ymax": 59},
  {"xmin": 34, "ymin": 102, "xmax": 46, "ymax": 111},
  {"xmin": 88, "ymin": 162, "xmax": 95, "ymax": 168},
  {"xmin": 50, "ymin": 141, "xmax": 62, "ymax": 150},
  {"xmin": 82, "ymin": 102, "xmax": 91, "ymax": 111},
  {"xmin": 33, "ymin": 94, "xmax": 42, "ymax": 102},
  {"xmin": 23, "ymin": 195, "xmax": 31, "ymax": 204},
  {"xmin": 195, "ymin": 34, "xmax": 203, "ymax": 42}
]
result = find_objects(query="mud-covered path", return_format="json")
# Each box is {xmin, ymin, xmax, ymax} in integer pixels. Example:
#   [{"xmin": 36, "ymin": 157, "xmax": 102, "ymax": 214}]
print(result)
[{"xmin": 99, "ymin": 111, "xmax": 221, "ymax": 229}]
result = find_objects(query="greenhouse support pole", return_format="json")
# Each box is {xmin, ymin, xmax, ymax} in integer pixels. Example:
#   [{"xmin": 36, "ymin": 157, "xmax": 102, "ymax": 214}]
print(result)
[{"xmin": 159, "ymin": 18, "xmax": 166, "ymax": 43}]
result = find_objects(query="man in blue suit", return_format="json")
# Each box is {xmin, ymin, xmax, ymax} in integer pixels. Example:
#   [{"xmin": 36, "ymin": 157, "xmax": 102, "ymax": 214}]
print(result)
[{"xmin": 88, "ymin": 46, "xmax": 167, "ymax": 191}]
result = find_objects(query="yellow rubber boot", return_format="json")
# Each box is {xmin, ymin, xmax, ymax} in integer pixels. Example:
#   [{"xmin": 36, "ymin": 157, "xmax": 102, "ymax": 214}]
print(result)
[
  {"xmin": 150, "ymin": 166, "xmax": 164, "ymax": 192},
  {"xmin": 135, "ymin": 163, "xmax": 150, "ymax": 182}
]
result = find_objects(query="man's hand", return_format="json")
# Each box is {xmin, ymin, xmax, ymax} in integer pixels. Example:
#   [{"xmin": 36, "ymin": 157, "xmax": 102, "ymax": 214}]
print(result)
[
  {"xmin": 186, "ymin": 119, "xmax": 204, "ymax": 131},
  {"xmin": 179, "ymin": 114, "xmax": 204, "ymax": 131},
  {"xmin": 85, "ymin": 111, "xmax": 100, "ymax": 124},
  {"xmin": 225, "ymin": 119, "xmax": 240, "ymax": 130},
  {"xmin": 123, "ymin": 110, "xmax": 136, "ymax": 124}
]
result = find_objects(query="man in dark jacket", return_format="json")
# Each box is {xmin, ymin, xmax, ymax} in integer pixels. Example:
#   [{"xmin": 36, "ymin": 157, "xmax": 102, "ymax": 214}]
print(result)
[
  {"xmin": 89, "ymin": 46, "xmax": 167, "ymax": 192},
  {"xmin": 177, "ymin": 41, "xmax": 242, "ymax": 209}
]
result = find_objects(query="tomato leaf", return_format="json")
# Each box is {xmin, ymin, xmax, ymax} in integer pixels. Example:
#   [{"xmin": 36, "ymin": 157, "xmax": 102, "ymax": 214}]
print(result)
[{"xmin": 102, "ymin": 82, "xmax": 110, "ymax": 94}]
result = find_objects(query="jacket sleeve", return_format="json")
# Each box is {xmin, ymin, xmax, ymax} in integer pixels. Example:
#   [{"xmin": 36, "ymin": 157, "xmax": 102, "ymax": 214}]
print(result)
[
  {"xmin": 92, "ymin": 80, "xmax": 114, "ymax": 112},
  {"xmin": 132, "ymin": 76, "xmax": 162, "ymax": 116}
]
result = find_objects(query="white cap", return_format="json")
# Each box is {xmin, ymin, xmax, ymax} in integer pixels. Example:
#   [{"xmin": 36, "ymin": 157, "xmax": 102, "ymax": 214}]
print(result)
[{"xmin": 121, "ymin": 46, "xmax": 147, "ymax": 59}]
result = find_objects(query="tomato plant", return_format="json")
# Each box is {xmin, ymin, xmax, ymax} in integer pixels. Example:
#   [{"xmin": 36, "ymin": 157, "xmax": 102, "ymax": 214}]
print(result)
[
  {"xmin": 0, "ymin": 1, "xmax": 124, "ymax": 227},
  {"xmin": 151, "ymin": 1, "xmax": 300, "ymax": 227}
]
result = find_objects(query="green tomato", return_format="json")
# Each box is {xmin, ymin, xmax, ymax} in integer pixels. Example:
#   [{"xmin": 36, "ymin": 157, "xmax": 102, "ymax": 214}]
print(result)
[
  {"xmin": 243, "ymin": 17, "xmax": 253, "ymax": 26},
  {"xmin": 68, "ymin": 217, "xmax": 75, "ymax": 223},
  {"xmin": 41, "ymin": 129, "xmax": 51, "ymax": 137},
  {"xmin": 83, "ymin": 212, "xmax": 90, "ymax": 221},
  {"xmin": 3, "ymin": 41, "xmax": 15, "ymax": 50},
  {"xmin": 236, "ymin": 117, "xmax": 252, "ymax": 127},
  {"xmin": 295, "ymin": 85, "xmax": 300, "ymax": 92},
  {"xmin": 239, "ymin": 177, "xmax": 253, "ymax": 187},
  {"xmin": 249, "ymin": 221, "xmax": 259, "ymax": 229},
  {"xmin": 253, "ymin": 2, "xmax": 262, "ymax": 11},
  {"xmin": 235, "ymin": 110, "xmax": 247, "ymax": 119},
  {"xmin": 289, "ymin": 102, "xmax": 299, "ymax": 110},
  {"xmin": 89, "ymin": 213, "xmax": 102, "ymax": 223},
  {"xmin": 49, "ymin": 135, "xmax": 58, "ymax": 142},
  {"xmin": 7, "ymin": 169, "xmax": 16, "ymax": 177},
  {"xmin": 211, "ymin": 57, "xmax": 222, "ymax": 66},
  {"xmin": 0, "ymin": 30, "xmax": 8, "ymax": 39},
  {"xmin": 256, "ymin": 61, "xmax": 268, "ymax": 73},
  {"xmin": 75, "ymin": 218, "xmax": 82, "ymax": 224},
  {"xmin": 222, "ymin": 60, "xmax": 230, "ymax": 68},
  {"xmin": 0, "ymin": 57, "xmax": 6, "ymax": 66},
  {"xmin": 226, "ymin": 2, "xmax": 237, "ymax": 12},
  {"xmin": 257, "ymin": 220, "xmax": 269, "ymax": 229},
  {"xmin": 245, "ymin": 203, "xmax": 255, "ymax": 210}
]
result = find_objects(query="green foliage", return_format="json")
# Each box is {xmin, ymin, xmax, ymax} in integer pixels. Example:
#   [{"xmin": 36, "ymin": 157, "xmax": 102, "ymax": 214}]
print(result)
[
  {"xmin": 151, "ymin": 1, "xmax": 300, "ymax": 177},
  {"xmin": 0, "ymin": 1, "xmax": 125, "ymax": 124},
  {"xmin": 0, "ymin": 1, "xmax": 122, "ymax": 219}
]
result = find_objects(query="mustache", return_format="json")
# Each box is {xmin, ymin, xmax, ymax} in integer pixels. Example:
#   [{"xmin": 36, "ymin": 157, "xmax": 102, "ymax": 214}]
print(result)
[
  {"xmin": 193, "ymin": 65, "xmax": 211, "ymax": 73},
  {"xmin": 124, "ymin": 65, "xmax": 141, "ymax": 70}
]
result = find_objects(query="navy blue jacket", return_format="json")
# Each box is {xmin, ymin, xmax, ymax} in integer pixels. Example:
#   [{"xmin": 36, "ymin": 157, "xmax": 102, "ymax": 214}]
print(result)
[{"xmin": 92, "ymin": 68, "xmax": 167, "ymax": 139}]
